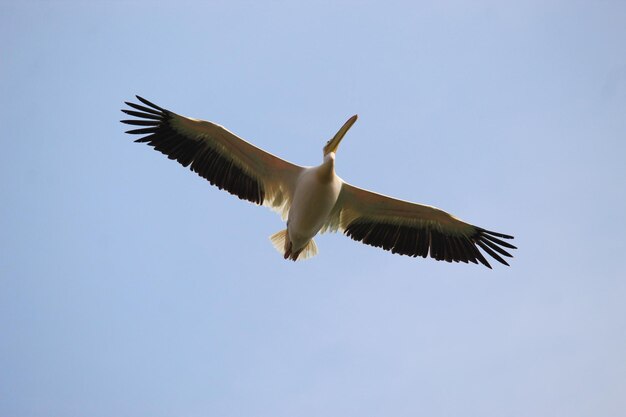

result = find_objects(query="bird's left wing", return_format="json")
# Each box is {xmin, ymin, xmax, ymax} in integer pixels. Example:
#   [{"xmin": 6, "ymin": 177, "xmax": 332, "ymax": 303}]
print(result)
[
  {"xmin": 324, "ymin": 182, "xmax": 516, "ymax": 268},
  {"xmin": 121, "ymin": 96, "xmax": 304, "ymax": 218}
]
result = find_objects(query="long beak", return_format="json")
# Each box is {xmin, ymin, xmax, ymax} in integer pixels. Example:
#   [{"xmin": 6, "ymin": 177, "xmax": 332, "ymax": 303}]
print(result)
[{"xmin": 323, "ymin": 115, "xmax": 358, "ymax": 156}]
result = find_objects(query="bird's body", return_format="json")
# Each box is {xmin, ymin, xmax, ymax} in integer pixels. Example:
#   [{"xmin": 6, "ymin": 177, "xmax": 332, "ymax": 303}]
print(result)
[
  {"xmin": 122, "ymin": 96, "xmax": 516, "ymax": 268},
  {"xmin": 284, "ymin": 153, "xmax": 342, "ymax": 259}
]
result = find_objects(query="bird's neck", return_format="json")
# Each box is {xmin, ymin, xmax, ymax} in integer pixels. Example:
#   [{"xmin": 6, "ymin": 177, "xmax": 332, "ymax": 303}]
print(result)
[{"xmin": 317, "ymin": 153, "xmax": 336, "ymax": 183}]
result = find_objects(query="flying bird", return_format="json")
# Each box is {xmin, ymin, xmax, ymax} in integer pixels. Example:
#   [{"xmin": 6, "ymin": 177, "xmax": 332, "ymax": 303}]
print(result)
[{"xmin": 121, "ymin": 96, "xmax": 516, "ymax": 268}]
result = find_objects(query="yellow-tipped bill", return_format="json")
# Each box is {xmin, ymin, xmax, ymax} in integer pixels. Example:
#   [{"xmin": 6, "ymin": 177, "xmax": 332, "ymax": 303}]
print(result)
[{"xmin": 323, "ymin": 114, "xmax": 358, "ymax": 156}]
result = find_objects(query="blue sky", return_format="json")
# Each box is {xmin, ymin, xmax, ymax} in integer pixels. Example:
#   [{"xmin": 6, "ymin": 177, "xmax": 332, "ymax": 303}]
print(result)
[{"xmin": 1, "ymin": 1, "xmax": 625, "ymax": 416}]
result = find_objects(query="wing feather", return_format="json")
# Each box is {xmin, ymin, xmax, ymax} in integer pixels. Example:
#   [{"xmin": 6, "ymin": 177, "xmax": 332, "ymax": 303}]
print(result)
[
  {"xmin": 121, "ymin": 96, "xmax": 303, "ymax": 217},
  {"xmin": 327, "ymin": 182, "xmax": 516, "ymax": 268}
]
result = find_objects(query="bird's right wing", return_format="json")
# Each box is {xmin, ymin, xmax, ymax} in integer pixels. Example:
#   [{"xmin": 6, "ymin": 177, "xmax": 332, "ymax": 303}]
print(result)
[{"xmin": 121, "ymin": 96, "xmax": 304, "ymax": 219}]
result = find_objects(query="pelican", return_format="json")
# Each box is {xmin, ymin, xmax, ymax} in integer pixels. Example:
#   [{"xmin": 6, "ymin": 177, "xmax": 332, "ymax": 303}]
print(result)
[{"xmin": 121, "ymin": 96, "xmax": 516, "ymax": 268}]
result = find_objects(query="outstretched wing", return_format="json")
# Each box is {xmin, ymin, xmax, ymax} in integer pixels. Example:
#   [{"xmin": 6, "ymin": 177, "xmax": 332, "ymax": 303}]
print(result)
[
  {"xmin": 121, "ymin": 96, "xmax": 304, "ymax": 218},
  {"xmin": 326, "ymin": 182, "xmax": 516, "ymax": 268}
]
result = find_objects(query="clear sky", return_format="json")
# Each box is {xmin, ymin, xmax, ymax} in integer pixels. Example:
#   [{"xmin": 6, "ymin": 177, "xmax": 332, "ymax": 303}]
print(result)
[{"xmin": 1, "ymin": 1, "xmax": 625, "ymax": 416}]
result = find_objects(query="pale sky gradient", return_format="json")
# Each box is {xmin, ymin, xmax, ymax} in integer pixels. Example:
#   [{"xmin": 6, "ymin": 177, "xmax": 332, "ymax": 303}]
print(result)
[{"xmin": 1, "ymin": 1, "xmax": 625, "ymax": 416}]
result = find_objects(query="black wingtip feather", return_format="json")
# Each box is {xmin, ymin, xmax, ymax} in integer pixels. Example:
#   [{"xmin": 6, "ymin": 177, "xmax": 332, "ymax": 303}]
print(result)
[
  {"xmin": 120, "ymin": 119, "xmax": 160, "ymax": 126},
  {"xmin": 121, "ymin": 109, "xmax": 163, "ymax": 120},
  {"xmin": 136, "ymin": 95, "xmax": 164, "ymax": 111},
  {"xmin": 480, "ymin": 228, "xmax": 515, "ymax": 240},
  {"xmin": 126, "ymin": 127, "xmax": 159, "ymax": 134},
  {"xmin": 476, "ymin": 241, "xmax": 510, "ymax": 266},
  {"xmin": 124, "ymin": 101, "xmax": 162, "ymax": 116}
]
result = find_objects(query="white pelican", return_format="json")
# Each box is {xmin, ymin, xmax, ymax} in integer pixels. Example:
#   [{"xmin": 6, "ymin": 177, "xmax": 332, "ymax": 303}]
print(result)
[{"xmin": 122, "ymin": 96, "xmax": 516, "ymax": 268}]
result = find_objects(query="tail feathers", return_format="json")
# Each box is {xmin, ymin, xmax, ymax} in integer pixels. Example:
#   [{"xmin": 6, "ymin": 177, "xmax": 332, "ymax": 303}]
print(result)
[
  {"xmin": 299, "ymin": 238, "xmax": 318, "ymax": 260},
  {"xmin": 269, "ymin": 229, "xmax": 318, "ymax": 261},
  {"xmin": 270, "ymin": 229, "xmax": 288, "ymax": 254}
]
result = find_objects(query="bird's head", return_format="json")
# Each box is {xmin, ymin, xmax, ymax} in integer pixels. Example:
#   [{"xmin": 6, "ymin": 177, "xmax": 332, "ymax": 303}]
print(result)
[{"xmin": 323, "ymin": 115, "xmax": 358, "ymax": 158}]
